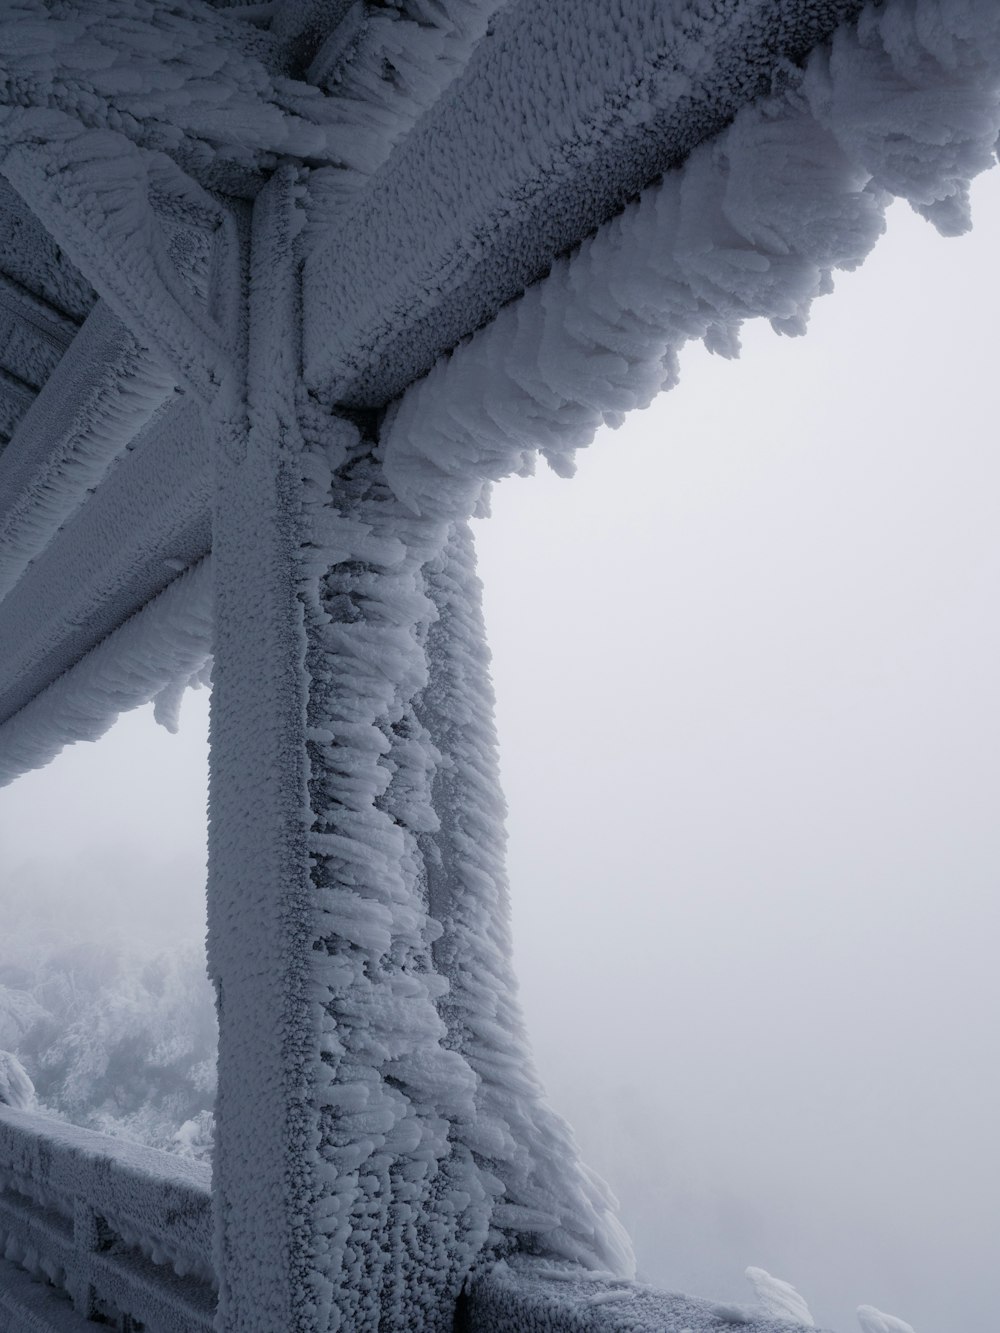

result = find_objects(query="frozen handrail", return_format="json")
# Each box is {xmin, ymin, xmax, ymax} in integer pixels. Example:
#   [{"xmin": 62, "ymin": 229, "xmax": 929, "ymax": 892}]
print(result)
[
  {"xmin": 463, "ymin": 1260, "xmax": 835, "ymax": 1332},
  {"xmin": 0, "ymin": 1105, "xmax": 216, "ymax": 1332}
]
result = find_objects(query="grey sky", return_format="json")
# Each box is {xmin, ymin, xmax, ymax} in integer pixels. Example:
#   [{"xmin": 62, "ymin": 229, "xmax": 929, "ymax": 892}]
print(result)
[
  {"xmin": 2, "ymin": 170, "xmax": 999, "ymax": 1333},
  {"xmin": 476, "ymin": 172, "xmax": 1000, "ymax": 1332}
]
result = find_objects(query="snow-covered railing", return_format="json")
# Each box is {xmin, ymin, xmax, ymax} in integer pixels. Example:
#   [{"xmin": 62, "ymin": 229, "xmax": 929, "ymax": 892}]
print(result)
[
  {"xmin": 0, "ymin": 1105, "xmax": 216, "ymax": 1332},
  {"xmin": 464, "ymin": 1260, "xmax": 834, "ymax": 1332}
]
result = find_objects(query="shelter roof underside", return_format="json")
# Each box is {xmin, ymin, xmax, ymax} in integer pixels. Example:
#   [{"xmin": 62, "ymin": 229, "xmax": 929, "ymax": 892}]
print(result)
[
  {"xmin": 5, "ymin": 0, "xmax": 991, "ymax": 782},
  {"xmin": 0, "ymin": 180, "xmax": 95, "ymax": 448}
]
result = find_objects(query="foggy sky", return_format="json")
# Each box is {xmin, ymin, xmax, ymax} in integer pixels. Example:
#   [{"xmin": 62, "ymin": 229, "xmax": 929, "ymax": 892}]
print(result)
[{"xmin": 3, "ymin": 171, "xmax": 999, "ymax": 1333}]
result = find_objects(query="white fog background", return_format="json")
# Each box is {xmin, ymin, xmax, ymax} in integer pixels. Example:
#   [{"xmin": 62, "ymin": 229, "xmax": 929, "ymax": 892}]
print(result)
[{"xmin": 3, "ymin": 172, "xmax": 999, "ymax": 1331}]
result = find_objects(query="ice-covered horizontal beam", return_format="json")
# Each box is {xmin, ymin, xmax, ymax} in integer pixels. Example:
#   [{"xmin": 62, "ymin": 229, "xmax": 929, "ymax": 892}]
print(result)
[
  {"xmin": 0, "ymin": 302, "xmax": 176, "ymax": 602},
  {"xmin": 303, "ymin": 0, "xmax": 866, "ymax": 408},
  {"xmin": 0, "ymin": 367, "xmax": 33, "ymax": 441},
  {"xmin": 0, "ymin": 1260, "xmax": 88, "ymax": 1332},
  {"xmin": 464, "ymin": 1261, "xmax": 835, "ymax": 1333},
  {"xmin": 380, "ymin": 0, "xmax": 1000, "ymax": 518},
  {"xmin": 0, "ymin": 272, "xmax": 79, "ymax": 347},
  {"xmin": 0, "ymin": 179, "xmax": 96, "ymax": 324},
  {"xmin": 0, "ymin": 398, "xmax": 211, "ymax": 732},
  {"xmin": 0, "ymin": 558, "xmax": 212, "ymax": 787},
  {"xmin": 0, "ymin": 277, "xmax": 75, "ymax": 392}
]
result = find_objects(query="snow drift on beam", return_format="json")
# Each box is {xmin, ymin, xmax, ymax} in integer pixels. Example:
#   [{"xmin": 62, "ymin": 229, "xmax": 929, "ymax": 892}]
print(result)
[
  {"xmin": 0, "ymin": 558, "xmax": 211, "ymax": 786},
  {"xmin": 381, "ymin": 0, "xmax": 1000, "ymax": 518}
]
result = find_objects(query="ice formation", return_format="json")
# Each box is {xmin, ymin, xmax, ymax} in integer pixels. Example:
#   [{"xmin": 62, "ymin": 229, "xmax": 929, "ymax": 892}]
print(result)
[
  {"xmin": 0, "ymin": 558, "xmax": 212, "ymax": 786},
  {"xmin": 382, "ymin": 0, "xmax": 1000, "ymax": 519},
  {"xmin": 0, "ymin": 305, "xmax": 174, "ymax": 602},
  {"xmin": 0, "ymin": 0, "xmax": 997, "ymax": 1327},
  {"xmin": 0, "ymin": 1053, "xmax": 34, "ymax": 1111},
  {"xmin": 303, "ymin": 0, "xmax": 870, "ymax": 408},
  {"xmin": 857, "ymin": 1306, "xmax": 917, "ymax": 1333},
  {"xmin": 292, "ymin": 449, "xmax": 633, "ymax": 1326},
  {"xmin": 745, "ymin": 1267, "xmax": 816, "ymax": 1325},
  {"xmin": 0, "ymin": 1102, "xmax": 215, "ymax": 1301}
]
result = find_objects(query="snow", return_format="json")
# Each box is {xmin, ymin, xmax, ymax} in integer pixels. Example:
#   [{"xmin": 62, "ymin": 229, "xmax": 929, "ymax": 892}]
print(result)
[
  {"xmin": 303, "ymin": 0, "xmax": 506, "ymax": 230},
  {"xmin": 205, "ymin": 167, "xmax": 635, "ymax": 1329},
  {"xmin": 380, "ymin": 0, "xmax": 1000, "ymax": 519},
  {"xmin": 857, "ymin": 1306, "xmax": 917, "ymax": 1333},
  {"xmin": 0, "ymin": 0, "xmax": 502, "ymax": 198},
  {"xmin": 418, "ymin": 521, "xmax": 633, "ymax": 1275}
]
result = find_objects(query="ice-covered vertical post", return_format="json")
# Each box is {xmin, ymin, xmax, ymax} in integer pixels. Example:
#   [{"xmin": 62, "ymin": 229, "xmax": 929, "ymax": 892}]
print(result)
[{"xmin": 207, "ymin": 169, "xmax": 317, "ymax": 1331}]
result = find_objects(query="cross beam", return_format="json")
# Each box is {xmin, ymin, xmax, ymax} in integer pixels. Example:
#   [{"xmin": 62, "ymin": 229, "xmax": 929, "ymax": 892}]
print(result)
[{"xmin": 303, "ymin": 0, "xmax": 866, "ymax": 407}]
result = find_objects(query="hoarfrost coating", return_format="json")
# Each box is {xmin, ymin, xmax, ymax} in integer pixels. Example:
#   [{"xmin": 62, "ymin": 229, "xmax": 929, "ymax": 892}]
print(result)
[
  {"xmin": 0, "ymin": 1053, "xmax": 34, "ymax": 1111},
  {"xmin": 857, "ymin": 1308, "xmax": 917, "ymax": 1333},
  {"xmin": 204, "ymin": 174, "xmax": 632, "ymax": 1326},
  {"xmin": 381, "ymin": 0, "xmax": 1000, "ymax": 518},
  {"xmin": 0, "ymin": 0, "xmax": 997, "ymax": 1328},
  {"xmin": 0, "ymin": 559, "xmax": 211, "ymax": 786},
  {"xmin": 745, "ymin": 1268, "xmax": 815, "ymax": 1326}
]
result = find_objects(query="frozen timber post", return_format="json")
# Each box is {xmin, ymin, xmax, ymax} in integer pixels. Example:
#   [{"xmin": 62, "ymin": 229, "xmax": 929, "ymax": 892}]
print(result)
[{"xmin": 207, "ymin": 170, "xmax": 317, "ymax": 1331}]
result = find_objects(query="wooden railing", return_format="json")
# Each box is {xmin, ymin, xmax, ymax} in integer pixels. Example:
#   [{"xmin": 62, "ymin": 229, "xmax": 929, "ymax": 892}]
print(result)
[
  {"xmin": 462, "ymin": 1258, "xmax": 829, "ymax": 1332},
  {"xmin": 0, "ymin": 1108, "xmax": 823, "ymax": 1332},
  {"xmin": 0, "ymin": 1105, "xmax": 216, "ymax": 1331}
]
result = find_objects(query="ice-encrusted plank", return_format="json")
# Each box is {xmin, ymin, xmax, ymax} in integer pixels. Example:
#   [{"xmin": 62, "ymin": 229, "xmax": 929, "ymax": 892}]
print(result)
[
  {"xmin": 0, "ymin": 302, "xmax": 175, "ymax": 602},
  {"xmin": 0, "ymin": 559, "xmax": 212, "ymax": 787},
  {"xmin": 0, "ymin": 273, "xmax": 78, "ymax": 352},
  {"xmin": 302, "ymin": 0, "xmax": 866, "ymax": 407},
  {"xmin": 464, "ymin": 1261, "xmax": 833, "ymax": 1333},
  {"xmin": 0, "ymin": 1257, "xmax": 86, "ymax": 1333},
  {"xmin": 0, "ymin": 179, "xmax": 96, "ymax": 323},
  {"xmin": 0, "ymin": 398, "xmax": 211, "ymax": 729},
  {"xmin": 0, "ymin": 1108, "xmax": 212, "ymax": 1262},
  {"xmin": 0, "ymin": 366, "xmax": 34, "ymax": 442},
  {"xmin": 0, "ymin": 1106, "xmax": 215, "ymax": 1331},
  {"xmin": 0, "ymin": 296, "xmax": 71, "ymax": 393},
  {"xmin": 1, "ymin": 144, "xmax": 234, "ymax": 405},
  {"xmin": 207, "ymin": 167, "xmax": 317, "ymax": 1333}
]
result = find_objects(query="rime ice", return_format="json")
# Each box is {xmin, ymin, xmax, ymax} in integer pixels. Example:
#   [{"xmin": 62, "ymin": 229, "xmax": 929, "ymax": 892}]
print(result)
[{"xmin": 0, "ymin": 0, "xmax": 996, "ymax": 1328}]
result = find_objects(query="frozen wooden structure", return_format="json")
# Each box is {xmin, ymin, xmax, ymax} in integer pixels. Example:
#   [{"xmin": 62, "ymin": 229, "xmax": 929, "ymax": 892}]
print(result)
[{"xmin": 0, "ymin": 0, "xmax": 997, "ymax": 1328}]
